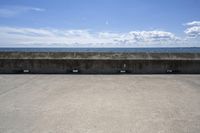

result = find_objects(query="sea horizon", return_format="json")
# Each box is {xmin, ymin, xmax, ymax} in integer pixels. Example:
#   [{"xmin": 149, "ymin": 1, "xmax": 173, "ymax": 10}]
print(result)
[{"xmin": 0, "ymin": 47, "xmax": 200, "ymax": 53}]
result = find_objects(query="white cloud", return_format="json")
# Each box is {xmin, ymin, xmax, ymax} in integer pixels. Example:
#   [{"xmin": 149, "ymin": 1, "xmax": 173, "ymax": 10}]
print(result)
[
  {"xmin": 0, "ymin": 27, "xmax": 101, "ymax": 46},
  {"xmin": 185, "ymin": 26, "xmax": 200, "ymax": 37},
  {"xmin": 185, "ymin": 21, "xmax": 200, "ymax": 27},
  {"xmin": 185, "ymin": 21, "xmax": 200, "ymax": 38},
  {"xmin": 0, "ymin": 26, "xmax": 183, "ymax": 47},
  {"xmin": 119, "ymin": 31, "xmax": 178, "ymax": 43},
  {"xmin": 0, "ymin": 6, "xmax": 45, "ymax": 17}
]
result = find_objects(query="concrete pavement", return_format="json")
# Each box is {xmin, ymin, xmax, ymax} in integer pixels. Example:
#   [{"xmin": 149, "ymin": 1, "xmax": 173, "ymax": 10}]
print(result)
[{"xmin": 0, "ymin": 75, "xmax": 200, "ymax": 133}]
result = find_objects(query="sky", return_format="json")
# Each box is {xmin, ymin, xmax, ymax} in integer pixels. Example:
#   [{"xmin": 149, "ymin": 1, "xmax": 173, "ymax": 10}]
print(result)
[{"xmin": 0, "ymin": 0, "xmax": 200, "ymax": 47}]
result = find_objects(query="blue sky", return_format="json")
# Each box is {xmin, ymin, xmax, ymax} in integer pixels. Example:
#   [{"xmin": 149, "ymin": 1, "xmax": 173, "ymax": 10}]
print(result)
[{"xmin": 0, "ymin": 0, "xmax": 200, "ymax": 47}]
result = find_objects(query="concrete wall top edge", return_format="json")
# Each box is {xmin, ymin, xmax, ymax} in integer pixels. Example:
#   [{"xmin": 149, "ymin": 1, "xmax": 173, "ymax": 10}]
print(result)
[{"xmin": 0, "ymin": 52, "xmax": 200, "ymax": 60}]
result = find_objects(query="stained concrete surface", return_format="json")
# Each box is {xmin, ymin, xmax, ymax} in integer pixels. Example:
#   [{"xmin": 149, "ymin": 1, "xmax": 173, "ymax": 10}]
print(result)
[
  {"xmin": 1, "ymin": 52, "xmax": 200, "ymax": 74},
  {"xmin": 0, "ymin": 75, "xmax": 200, "ymax": 133}
]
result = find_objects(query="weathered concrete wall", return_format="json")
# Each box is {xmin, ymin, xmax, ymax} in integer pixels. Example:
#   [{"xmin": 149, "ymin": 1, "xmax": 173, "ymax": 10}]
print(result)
[
  {"xmin": 0, "ymin": 52, "xmax": 200, "ymax": 60},
  {"xmin": 0, "ymin": 59, "xmax": 200, "ymax": 74},
  {"xmin": 0, "ymin": 52, "xmax": 200, "ymax": 74}
]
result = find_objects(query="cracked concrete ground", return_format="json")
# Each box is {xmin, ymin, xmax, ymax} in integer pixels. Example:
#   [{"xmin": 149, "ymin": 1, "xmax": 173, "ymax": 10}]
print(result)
[{"xmin": 0, "ymin": 75, "xmax": 200, "ymax": 133}]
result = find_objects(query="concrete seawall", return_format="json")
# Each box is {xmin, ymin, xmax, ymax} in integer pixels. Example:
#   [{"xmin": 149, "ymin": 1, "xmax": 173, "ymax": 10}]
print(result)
[{"xmin": 0, "ymin": 52, "xmax": 200, "ymax": 74}]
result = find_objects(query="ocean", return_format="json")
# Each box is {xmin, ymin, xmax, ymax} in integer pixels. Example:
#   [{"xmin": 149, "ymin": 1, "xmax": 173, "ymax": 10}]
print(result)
[{"xmin": 0, "ymin": 47, "xmax": 200, "ymax": 53}]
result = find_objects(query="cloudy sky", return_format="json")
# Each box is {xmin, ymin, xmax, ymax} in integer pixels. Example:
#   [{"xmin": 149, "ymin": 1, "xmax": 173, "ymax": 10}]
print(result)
[{"xmin": 0, "ymin": 0, "xmax": 200, "ymax": 47}]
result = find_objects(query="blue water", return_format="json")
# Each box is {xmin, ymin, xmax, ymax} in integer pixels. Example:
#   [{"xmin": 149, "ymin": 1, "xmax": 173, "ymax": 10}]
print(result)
[{"xmin": 0, "ymin": 47, "xmax": 200, "ymax": 53}]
